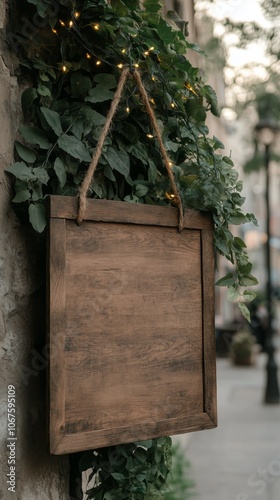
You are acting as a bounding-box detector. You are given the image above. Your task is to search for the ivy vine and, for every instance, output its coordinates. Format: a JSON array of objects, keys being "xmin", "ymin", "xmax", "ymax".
[{"xmin": 6, "ymin": 0, "xmax": 258, "ymax": 498}]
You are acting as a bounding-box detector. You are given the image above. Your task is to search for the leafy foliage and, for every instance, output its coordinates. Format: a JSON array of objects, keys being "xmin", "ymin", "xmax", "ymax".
[
  {"xmin": 6, "ymin": 0, "xmax": 257, "ymax": 312},
  {"xmin": 80, "ymin": 438, "xmax": 172, "ymax": 500}
]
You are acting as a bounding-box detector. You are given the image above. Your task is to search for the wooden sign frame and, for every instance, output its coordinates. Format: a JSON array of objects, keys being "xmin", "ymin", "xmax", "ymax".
[{"xmin": 47, "ymin": 195, "xmax": 217, "ymax": 455}]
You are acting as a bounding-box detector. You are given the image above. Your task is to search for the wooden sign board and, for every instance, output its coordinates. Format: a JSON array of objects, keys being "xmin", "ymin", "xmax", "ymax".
[{"xmin": 47, "ymin": 195, "xmax": 217, "ymax": 455}]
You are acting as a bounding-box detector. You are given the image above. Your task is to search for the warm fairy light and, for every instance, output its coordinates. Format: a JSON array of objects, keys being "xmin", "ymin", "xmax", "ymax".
[
  {"xmin": 126, "ymin": 107, "xmax": 130, "ymax": 113},
  {"xmin": 147, "ymin": 134, "xmax": 153, "ymax": 139},
  {"xmin": 52, "ymin": 28, "xmax": 57, "ymax": 34},
  {"xmin": 69, "ymin": 20, "xmax": 74, "ymax": 28},
  {"xmin": 59, "ymin": 20, "xmax": 65, "ymax": 26},
  {"xmin": 165, "ymin": 192, "xmax": 176, "ymax": 201},
  {"xmin": 86, "ymin": 53, "xmax": 92, "ymax": 59},
  {"xmin": 93, "ymin": 24, "xmax": 100, "ymax": 30},
  {"xmin": 168, "ymin": 161, "xmax": 173, "ymax": 166},
  {"xmin": 185, "ymin": 82, "xmax": 198, "ymax": 96},
  {"xmin": 150, "ymin": 98, "xmax": 155, "ymax": 105},
  {"xmin": 121, "ymin": 49, "xmax": 126, "ymax": 54},
  {"xmin": 134, "ymin": 63, "xmax": 139, "ymax": 68},
  {"xmin": 74, "ymin": 11, "xmax": 80, "ymax": 19},
  {"xmin": 144, "ymin": 51, "xmax": 149, "ymax": 56},
  {"xmin": 151, "ymin": 76, "xmax": 156, "ymax": 81},
  {"xmin": 62, "ymin": 65, "xmax": 68, "ymax": 72},
  {"xmin": 149, "ymin": 46, "xmax": 155, "ymax": 51},
  {"xmin": 171, "ymin": 102, "xmax": 175, "ymax": 108},
  {"xmin": 117, "ymin": 63, "xmax": 123, "ymax": 69},
  {"xmin": 96, "ymin": 60, "xmax": 102, "ymax": 66}
]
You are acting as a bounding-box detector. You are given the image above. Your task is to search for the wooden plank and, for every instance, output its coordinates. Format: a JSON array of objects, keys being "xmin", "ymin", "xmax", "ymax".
[
  {"xmin": 201, "ymin": 228, "xmax": 217, "ymax": 426},
  {"xmin": 47, "ymin": 195, "xmax": 213, "ymax": 230},
  {"xmin": 54, "ymin": 413, "xmax": 216, "ymax": 454},
  {"xmin": 48, "ymin": 218, "xmax": 67, "ymax": 454},
  {"xmin": 47, "ymin": 196, "xmax": 217, "ymax": 454}
]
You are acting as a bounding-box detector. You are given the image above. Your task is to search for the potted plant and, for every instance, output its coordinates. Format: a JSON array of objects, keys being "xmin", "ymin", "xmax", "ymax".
[{"xmin": 231, "ymin": 330, "xmax": 257, "ymax": 366}]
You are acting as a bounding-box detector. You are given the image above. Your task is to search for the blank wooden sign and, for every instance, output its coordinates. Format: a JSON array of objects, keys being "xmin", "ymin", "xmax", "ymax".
[{"xmin": 47, "ymin": 195, "xmax": 217, "ymax": 454}]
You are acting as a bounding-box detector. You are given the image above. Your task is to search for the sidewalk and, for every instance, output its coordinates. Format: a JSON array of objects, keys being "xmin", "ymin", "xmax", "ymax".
[{"xmin": 175, "ymin": 352, "xmax": 280, "ymax": 500}]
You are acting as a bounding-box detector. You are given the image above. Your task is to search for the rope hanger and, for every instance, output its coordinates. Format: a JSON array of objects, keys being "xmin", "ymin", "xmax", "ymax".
[{"xmin": 77, "ymin": 67, "xmax": 184, "ymax": 232}]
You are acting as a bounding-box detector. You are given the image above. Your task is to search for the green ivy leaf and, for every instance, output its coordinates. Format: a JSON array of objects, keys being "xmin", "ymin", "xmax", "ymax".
[
  {"xmin": 80, "ymin": 106, "xmax": 106, "ymax": 127},
  {"xmin": 143, "ymin": 0, "xmax": 162, "ymax": 13},
  {"xmin": 28, "ymin": 203, "xmax": 46, "ymax": 233},
  {"xmin": 103, "ymin": 147, "xmax": 130, "ymax": 177},
  {"xmin": 19, "ymin": 126, "xmax": 51, "ymax": 149},
  {"xmin": 13, "ymin": 190, "xmax": 31, "ymax": 203},
  {"xmin": 238, "ymin": 302, "xmax": 251, "ymax": 322},
  {"xmin": 70, "ymin": 73, "xmax": 92, "ymax": 97},
  {"xmin": 33, "ymin": 166, "xmax": 49, "ymax": 185},
  {"xmin": 157, "ymin": 18, "xmax": 177, "ymax": 44},
  {"xmin": 216, "ymin": 273, "xmax": 235, "ymax": 287},
  {"xmin": 86, "ymin": 74, "xmax": 117, "ymax": 103},
  {"xmin": 58, "ymin": 135, "xmax": 91, "ymax": 162},
  {"xmin": 239, "ymin": 274, "xmax": 259, "ymax": 287},
  {"xmin": 15, "ymin": 141, "xmax": 36, "ymax": 164},
  {"xmin": 5, "ymin": 162, "xmax": 35, "ymax": 181},
  {"xmin": 54, "ymin": 158, "xmax": 67, "ymax": 188},
  {"xmin": 201, "ymin": 85, "xmax": 220, "ymax": 117},
  {"xmin": 41, "ymin": 107, "xmax": 63, "ymax": 136},
  {"xmin": 242, "ymin": 290, "xmax": 257, "ymax": 302}
]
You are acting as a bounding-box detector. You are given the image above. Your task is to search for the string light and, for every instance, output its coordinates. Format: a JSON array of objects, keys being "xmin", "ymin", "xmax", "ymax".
[
  {"xmin": 126, "ymin": 107, "xmax": 130, "ymax": 113},
  {"xmin": 168, "ymin": 161, "xmax": 173, "ymax": 166},
  {"xmin": 147, "ymin": 134, "xmax": 153, "ymax": 139},
  {"xmin": 59, "ymin": 20, "xmax": 65, "ymax": 27},
  {"xmin": 86, "ymin": 53, "xmax": 92, "ymax": 59},
  {"xmin": 62, "ymin": 65, "xmax": 68, "ymax": 72},
  {"xmin": 165, "ymin": 192, "xmax": 176, "ymax": 202},
  {"xmin": 170, "ymin": 102, "xmax": 176, "ymax": 108},
  {"xmin": 69, "ymin": 20, "xmax": 74, "ymax": 28},
  {"xmin": 134, "ymin": 63, "xmax": 139, "ymax": 68},
  {"xmin": 150, "ymin": 98, "xmax": 155, "ymax": 105},
  {"xmin": 52, "ymin": 28, "xmax": 57, "ymax": 34},
  {"xmin": 117, "ymin": 63, "xmax": 123, "ymax": 69},
  {"xmin": 149, "ymin": 46, "xmax": 155, "ymax": 51},
  {"xmin": 144, "ymin": 51, "xmax": 149, "ymax": 56},
  {"xmin": 96, "ymin": 60, "xmax": 102, "ymax": 66},
  {"xmin": 74, "ymin": 11, "xmax": 80, "ymax": 19},
  {"xmin": 151, "ymin": 76, "xmax": 156, "ymax": 82},
  {"xmin": 93, "ymin": 23, "xmax": 100, "ymax": 30},
  {"xmin": 121, "ymin": 49, "xmax": 126, "ymax": 54},
  {"xmin": 185, "ymin": 82, "xmax": 198, "ymax": 96}
]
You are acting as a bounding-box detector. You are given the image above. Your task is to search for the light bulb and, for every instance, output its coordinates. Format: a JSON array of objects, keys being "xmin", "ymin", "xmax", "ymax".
[
  {"xmin": 134, "ymin": 63, "xmax": 139, "ymax": 68},
  {"xmin": 96, "ymin": 60, "xmax": 101, "ymax": 66},
  {"xmin": 74, "ymin": 12, "xmax": 80, "ymax": 19},
  {"xmin": 117, "ymin": 63, "xmax": 123, "ymax": 69},
  {"xmin": 69, "ymin": 20, "xmax": 74, "ymax": 28},
  {"xmin": 59, "ymin": 20, "xmax": 65, "ymax": 27},
  {"xmin": 86, "ymin": 53, "xmax": 92, "ymax": 59},
  {"xmin": 62, "ymin": 65, "xmax": 67, "ymax": 72},
  {"xmin": 147, "ymin": 134, "xmax": 153, "ymax": 139},
  {"xmin": 126, "ymin": 107, "xmax": 130, "ymax": 113},
  {"xmin": 93, "ymin": 24, "xmax": 100, "ymax": 30}
]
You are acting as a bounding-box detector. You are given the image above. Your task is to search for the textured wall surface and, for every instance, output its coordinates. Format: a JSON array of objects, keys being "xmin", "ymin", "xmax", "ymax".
[{"xmin": 0, "ymin": 1, "xmax": 69, "ymax": 498}]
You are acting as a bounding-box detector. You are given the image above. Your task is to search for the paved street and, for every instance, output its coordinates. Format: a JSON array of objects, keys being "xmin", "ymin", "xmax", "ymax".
[{"xmin": 175, "ymin": 352, "xmax": 280, "ymax": 500}]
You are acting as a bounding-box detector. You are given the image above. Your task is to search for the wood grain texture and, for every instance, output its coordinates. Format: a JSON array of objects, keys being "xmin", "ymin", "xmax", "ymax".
[
  {"xmin": 47, "ymin": 196, "xmax": 217, "ymax": 454},
  {"xmin": 47, "ymin": 195, "xmax": 213, "ymax": 230},
  {"xmin": 47, "ymin": 218, "xmax": 67, "ymax": 454}
]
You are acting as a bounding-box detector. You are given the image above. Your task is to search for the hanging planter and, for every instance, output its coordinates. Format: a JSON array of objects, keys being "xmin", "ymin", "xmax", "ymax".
[{"xmin": 47, "ymin": 68, "xmax": 217, "ymax": 455}]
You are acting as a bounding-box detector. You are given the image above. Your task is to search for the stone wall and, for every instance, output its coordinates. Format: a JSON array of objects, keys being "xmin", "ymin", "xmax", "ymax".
[{"xmin": 0, "ymin": 1, "xmax": 69, "ymax": 498}]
